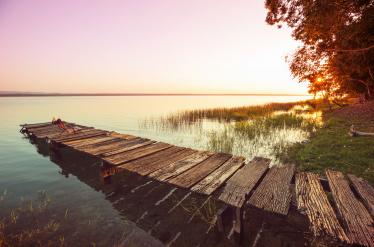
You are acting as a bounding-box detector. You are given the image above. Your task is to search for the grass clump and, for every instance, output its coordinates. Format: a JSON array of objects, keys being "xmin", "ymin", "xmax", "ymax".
[
  {"xmin": 141, "ymin": 100, "xmax": 321, "ymax": 131},
  {"xmin": 204, "ymin": 111, "xmax": 320, "ymax": 163},
  {"xmin": 0, "ymin": 191, "xmax": 67, "ymax": 247},
  {"xmin": 281, "ymin": 117, "xmax": 374, "ymax": 185}
]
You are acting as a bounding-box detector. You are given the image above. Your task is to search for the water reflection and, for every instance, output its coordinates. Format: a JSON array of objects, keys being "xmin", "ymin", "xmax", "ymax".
[{"xmin": 30, "ymin": 140, "xmax": 227, "ymax": 246}]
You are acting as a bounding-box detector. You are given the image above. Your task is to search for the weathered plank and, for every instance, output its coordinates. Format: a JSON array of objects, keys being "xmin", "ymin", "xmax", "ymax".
[
  {"xmin": 135, "ymin": 149, "xmax": 197, "ymax": 176},
  {"xmin": 100, "ymin": 140, "xmax": 155, "ymax": 157},
  {"xmin": 119, "ymin": 146, "xmax": 187, "ymax": 172},
  {"xmin": 38, "ymin": 127, "xmax": 92, "ymax": 139},
  {"xmin": 28, "ymin": 123, "xmax": 79, "ymax": 135},
  {"xmin": 348, "ymin": 174, "xmax": 374, "ymax": 217},
  {"xmin": 80, "ymin": 138, "xmax": 148, "ymax": 155},
  {"xmin": 110, "ymin": 132, "xmax": 138, "ymax": 140},
  {"xmin": 326, "ymin": 170, "xmax": 374, "ymax": 247},
  {"xmin": 28, "ymin": 125, "xmax": 60, "ymax": 133},
  {"xmin": 75, "ymin": 139, "xmax": 123, "ymax": 152},
  {"xmin": 167, "ymin": 153, "xmax": 232, "ymax": 188},
  {"xmin": 219, "ymin": 157, "xmax": 270, "ymax": 208},
  {"xmin": 29, "ymin": 126, "xmax": 66, "ymax": 136},
  {"xmin": 63, "ymin": 136, "xmax": 116, "ymax": 148},
  {"xmin": 21, "ymin": 122, "xmax": 52, "ymax": 128},
  {"xmin": 248, "ymin": 163, "xmax": 295, "ymax": 215},
  {"xmin": 103, "ymin": 142, "xmax": 172, "ymax": 165},
  {"xmin": 191, "ymin": 156, "xmax": 245, "ymax": 195},
  {"xmin": 149, "ymin": 151, "xmax": 213, "ymax": 181},
  {"xmin": 27, "ymin": 125, "xmax": 64, "ymax": 133},
  {"xmin": 296, "ymin": 172, "xmax": 349, "ymax": 243},
  {"xmin": 52, "ymin": 129, "xmax": 108, "ymax": 142}
]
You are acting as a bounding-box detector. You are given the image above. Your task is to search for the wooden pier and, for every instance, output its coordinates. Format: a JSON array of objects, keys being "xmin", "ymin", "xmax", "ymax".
[{"xmin": 20, "ymin": 122, "xmax": 374, "ymax": 247}]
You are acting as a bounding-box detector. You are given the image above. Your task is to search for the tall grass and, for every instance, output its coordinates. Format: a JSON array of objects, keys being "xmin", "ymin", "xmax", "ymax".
[
  {"xmin": 140, "ymin": 100, "xmax": 322, "ymax": 164},
  {"xmin": 205, "ymin": 112, "xmax": 319, "ymax": 163}
]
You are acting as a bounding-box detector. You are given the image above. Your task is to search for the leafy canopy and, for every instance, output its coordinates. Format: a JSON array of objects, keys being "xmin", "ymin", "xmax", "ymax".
[{"xmin": 265, "ymin": 0, "xmax": 374, "ymax": 99}]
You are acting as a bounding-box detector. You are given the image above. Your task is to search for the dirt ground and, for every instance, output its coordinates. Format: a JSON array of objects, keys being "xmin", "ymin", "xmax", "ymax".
[{"xmin": 326, "ymin": 100, "xmax": 374, "ymax": 131}]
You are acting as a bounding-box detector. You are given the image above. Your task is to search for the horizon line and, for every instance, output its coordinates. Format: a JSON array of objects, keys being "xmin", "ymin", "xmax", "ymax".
[{"xmin": 0, "ymin": 92, "xmax": 311, "ymax": 97}]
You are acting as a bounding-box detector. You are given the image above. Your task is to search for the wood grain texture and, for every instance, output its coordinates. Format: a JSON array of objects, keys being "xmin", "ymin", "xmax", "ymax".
[
  {"xmin": 296, "ymin": 172, "xmax": 349, "ymax": 243},
  {"xmin": 39, "ymin": 127, "xmax": 92, "ymax": 139},
  {"xmin": 326, "ymin": 170, "xmax": 374, "ymax": 247},
  {"xmin": 347, "ymin": 174, "xmax": 374, "ymax": 217},
  {"xmin": 135, "ymin": 148, "xmax": 197, "ymax": 176},
  {"xmin": 119, "ymin": 146, "xmax": 187, "ymax": 172},
  {"xmin": 149, "ymin": 151, "xmax": 213, "ymax": 181},
  {"xmin": 248, "ymin": 163, "xmax": 295, "ymax": 215},
  {"xmin": 21, "ymin": 122, "xmax": 52, "ymax": 128},
  {"xmin": 30, "ymin": 126, "xmax": 67, "ymax": 137},
  {"xmin": 191, "ymin": 156, "xmax": 245, "ymax": 195},
  {"xmin": 103, "ymin": 142, "xmax": 172, "ymax": 165},
  {"xmin": 78, "ymin": 138, "xmax": 145, "ymax": 155},
  {"xmin": 100, "ymin": 140, "xmax": 155, "ymax": 157},
  {"xmin": 219, "ymin": 157, "xmax": 270, "ymax": 208},
  {"xmin": 52, "ymin": 129, "xmax": 108, "ymax": 142},
  {"xmin": 167, "ymin": 152, "xmax": 232, "ymax": 188},
  {"xmin": 63, "ymin": 136, "xmax": 116, "ymax": 148}
]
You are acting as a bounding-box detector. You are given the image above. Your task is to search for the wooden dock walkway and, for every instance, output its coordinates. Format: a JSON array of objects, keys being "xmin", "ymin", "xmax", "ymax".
[{"xmin": 20, "ymin": 122, "xmax": 374, "ymax": 247}]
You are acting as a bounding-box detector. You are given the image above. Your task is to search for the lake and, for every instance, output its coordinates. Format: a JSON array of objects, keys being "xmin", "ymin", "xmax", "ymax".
[{"xmin": 0, "ymin": 95, "xmax": 310, "ymax": 246}]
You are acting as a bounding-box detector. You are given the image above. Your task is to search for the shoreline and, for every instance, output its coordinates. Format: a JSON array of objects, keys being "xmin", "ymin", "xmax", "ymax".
[{"xmin": 0, "ymin": 93, "xmax": 311, "ymax": 97}]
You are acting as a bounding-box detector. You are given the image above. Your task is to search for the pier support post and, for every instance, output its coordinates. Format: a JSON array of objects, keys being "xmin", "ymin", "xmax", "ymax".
[
  {"xmin": 48, "ymin": 139, "xmax": 59, "ymax": 152},
  {"xmin": 100, "ymin": 161, "xmax": 117, "ymax": 184},
  {"xmin": 233, "ymin": 206, "xmax": 243, "ymax": 243},
  {"xmin": 216, "ymin": 205, "xmax": 232, "ymax": 233}
]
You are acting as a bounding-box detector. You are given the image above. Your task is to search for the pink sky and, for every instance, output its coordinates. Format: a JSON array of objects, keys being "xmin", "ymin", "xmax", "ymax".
[{"xmin": 0, "ymin": 0, "xmax": 308, "ymax": 94}]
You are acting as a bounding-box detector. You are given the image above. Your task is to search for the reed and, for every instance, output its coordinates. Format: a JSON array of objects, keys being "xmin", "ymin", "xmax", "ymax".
[{"xmin": 140, "ymin": 100, "xmax": 322, "ymax": 164}]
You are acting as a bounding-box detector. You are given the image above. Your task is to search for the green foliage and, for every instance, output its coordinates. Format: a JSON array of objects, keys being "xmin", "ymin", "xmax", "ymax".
[{"xmin": 282, "ymin": 117, "xmax": 374, "ymax": 185}]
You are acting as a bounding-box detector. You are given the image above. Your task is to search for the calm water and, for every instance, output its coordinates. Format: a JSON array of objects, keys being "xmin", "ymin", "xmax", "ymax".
[{"xmin": 0, "ymin": 95, "xmax": 310, "ymax": 246}]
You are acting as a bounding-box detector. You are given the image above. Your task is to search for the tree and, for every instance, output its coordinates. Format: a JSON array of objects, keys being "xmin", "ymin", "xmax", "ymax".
[{"xmin": 265, "ymin": 0, "xmax": 374, "ymax": 100}]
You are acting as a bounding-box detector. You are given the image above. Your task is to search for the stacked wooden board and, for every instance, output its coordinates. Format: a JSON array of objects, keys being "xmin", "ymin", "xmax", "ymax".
[{"xmin": 20, "ymin": 122, "xmax": 374, "ymax": 247}]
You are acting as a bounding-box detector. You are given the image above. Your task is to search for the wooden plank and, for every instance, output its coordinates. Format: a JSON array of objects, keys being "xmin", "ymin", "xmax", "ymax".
[
  {"xmin": 40, "ymin": 127, "xmax": 93, "ymax": 139},
  {"xmin": 29, "ymin": 125, "xmax": 64, "ymax": 135},
  {"xmin": 348, "ymin": 174, "xmax": 374, "ymax": 217},
  {"xmin": 100, "ymin": 139, "xmax": 155, "ymax": 157},
  {"xmin": 326, "ymin": 170, "xmax": 374, "ymax": 247},
  {"xmin": 76, "ymin": 138, "xmax": 128, "ymax": 150},
  {"xmin": 34, "ymin": 129, "xmax": 65, "ymax": 138},
  {"xmin": 80, "ymin": 138, "xmax": 148, "ymax": 156},
  {"xmin": 296, "ymin": 172, "xmax": 349, "ymax": 243},
  {"xmin": 135, "ymin": 149, "xmax": 198, "ymax": 176},
  {"xmin": 219, "ymin": 157, "xmax": 270, "ymax": 208},
  {"xmin": 149, "ymin": 151, "xmax": 213, "ymax": 181},
  {"xmin": 56, "ymin": 131, "xmax": 108, "ymax": 143},
  {"xmin": 63, "ymin": 136, "xmax": 116, "ymax": 148},
  {"xmin": 21, "ymin": 122, "xmax": 52, "ymax": 128},
  {"xmin": 103, "ymin": 142, "xmax": 172, "ymax": 165},
  {"xmin": 191, "ymin": 156, "xmax": 245, "ymax": 195},
  {"xmin": 39, "ymin": 127, "xmax": 91, "ymax": 139},
  {"xmin": 110, "ymin": 132, "xmax": 138, "ymax": 140},
  {"xmin": 119, "ymin": 146, "xmax": 187, "ymax": 172},
  {"xmin": 248, "ymin": 163, "xmax": 295, "ymax": 215},
  {"xmin": 28, "ymin": 122, "xmax": 78, "ymax": 134},
  {"xmin": 52, "ymin": 129, "xmax": 108, "ymax": 142},
  {"xmin": 27, "ymin": 125, "xmax": 61, "ymax": 133},
  {"xmin": 28, "ymin": 125, "xmax": 59, "ymax": 132},
  {"xmin": 167, "ymin": 153, "xmax": 232, "ymax": 188}
]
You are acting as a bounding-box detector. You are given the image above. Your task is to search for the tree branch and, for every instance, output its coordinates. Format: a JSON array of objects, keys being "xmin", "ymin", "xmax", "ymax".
[{"xmin": 328, "ymin": 44, "xmax": 374, "ymax": 53}]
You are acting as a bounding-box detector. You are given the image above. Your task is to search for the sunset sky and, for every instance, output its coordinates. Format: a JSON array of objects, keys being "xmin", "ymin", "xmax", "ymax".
[{"xmin": 0, "ymin": 0, "xmax": 308, "ymax": 94}]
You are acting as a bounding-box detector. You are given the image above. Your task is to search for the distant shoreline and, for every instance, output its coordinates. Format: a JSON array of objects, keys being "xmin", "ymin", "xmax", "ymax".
[{"xmin": 0, "ymin": 93, "xmax": 310, "ymax": 97}]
